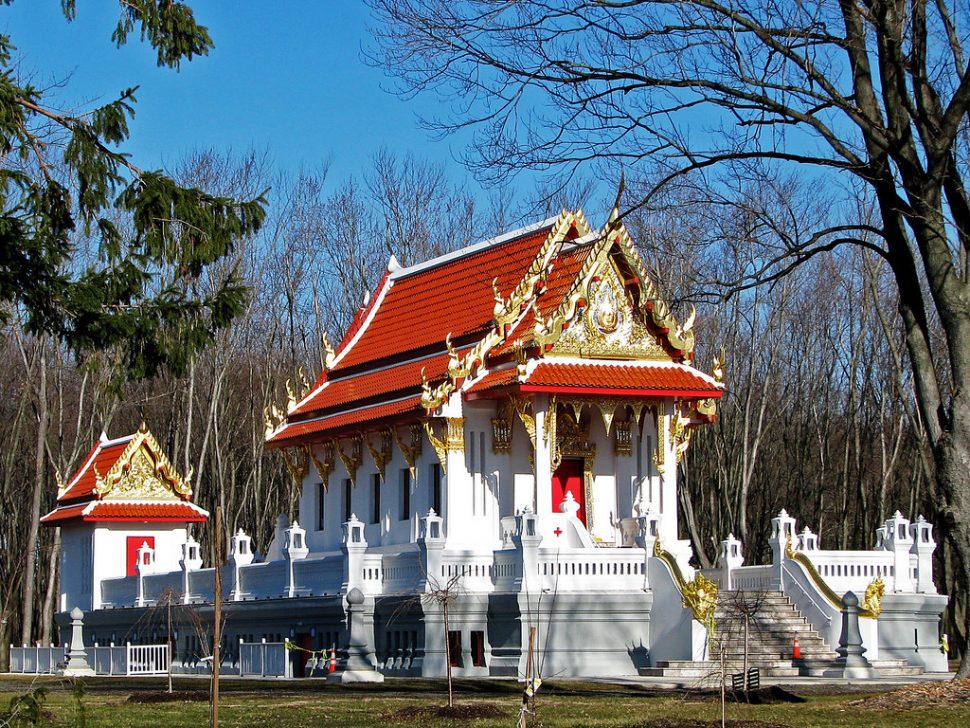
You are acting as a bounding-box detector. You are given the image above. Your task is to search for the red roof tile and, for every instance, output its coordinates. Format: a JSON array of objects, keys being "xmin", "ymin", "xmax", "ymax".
[
  {"xmin": 291, "ymin": 352, "xmax": 452, "ymax": 419},
  {"xmin": 58, "ymin": 438, "xmax": 133, "ymax": 503},
  {"xmin": 466, "ymin": 367, "xmax": 521, "ymax": 394},
  {"xmin": 268, "ymin": 396, "xmax": 424, "ymax": 447},
  {"xmin": 521, "ymin": 362, "xmax": 721, "ymax": 396},
  {"xmin": 41, "ymin": 501, "xmax": 208, "ymax": 524},
  {"xmin": 330, "ymin": 226, "xmax": 552, "ymax": 371}
]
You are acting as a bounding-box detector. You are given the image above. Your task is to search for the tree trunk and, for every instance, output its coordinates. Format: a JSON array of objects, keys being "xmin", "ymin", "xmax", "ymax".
[{"xmin": 21, "ymin": 344, "xmax": 48, "ymax": 645}]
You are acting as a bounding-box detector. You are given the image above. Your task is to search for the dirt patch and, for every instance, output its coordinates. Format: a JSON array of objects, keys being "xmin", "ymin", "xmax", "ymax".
[
  {"xmin": 642, "ymin": 721, "xmax": 792, "ymax": 728},
  {"xmin": 381, "ymin": 703, "xmax": 508, "ymax": 722},
  {"xmin": 126, "ymin": 690, "xmax": 209, "ymax": 703},
  {"xmin": 846, "ymin": 678, "xmax": 970, "ymax": 710}
]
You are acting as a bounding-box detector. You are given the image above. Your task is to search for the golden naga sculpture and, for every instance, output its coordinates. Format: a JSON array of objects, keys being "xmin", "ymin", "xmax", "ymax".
[
  {"xmin": 862, "ymin": 577, "xmax": 885, "ymax": 618},
  {"xmin": 682, "ymin": 572, "xmax": 719, "ymax": 629}
]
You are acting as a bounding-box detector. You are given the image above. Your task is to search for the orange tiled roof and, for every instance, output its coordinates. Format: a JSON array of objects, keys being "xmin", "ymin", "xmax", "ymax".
[
  {"xmin": 468, "ymin": 361, "xmax": 721, "ymax": 398},
  {"xmin": 58, "ymin": 437, "xmax": 134, "ymax": 503},
  {"xmin": 41, "ymin": 500, "xmax": 208, "ymax": 524},
  {"xmin": 268, "ymin": 396, "xmax": 424, "ymax": 447},
  {"xmin": 329, "ymin": 223, "xmax": 554, "ymax": 372},
  {"xmin": 290, "ymin": 352, "xmax": 453, "ymax": 419},
  {"xmin": 524, "ymin": 361, "xmax": 721, "ymax": 395}
]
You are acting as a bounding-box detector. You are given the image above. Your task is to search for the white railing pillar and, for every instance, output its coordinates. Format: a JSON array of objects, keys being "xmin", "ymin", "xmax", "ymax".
[
  {"xmin": 283, "ymin": 520, "xmax": 309, "ymax": 598},
  {"xmin": 180, "ymin": 536, "xmax": 203, "ymax": 604},
  {"xmin": 511, "ymin": 507, "xmax": 542, "ymax": 592},
  {"xmin": 884, "ymin": 510, "xmax": 914, "ymax": 592},
  {"xmin": 418, "ymin": 508, "xmax": 445, "ymax": 592},
  {"xmin": 910, "ymin": 515, "xmax": 937, "ymax": 594},
  {"xmin": 135, "ymin": 541, "xmax": 156, "ymax": 607},
  {"xmin": 230, "ymin": 528, "xmax": 254, "ymax": 601},
  {"xmin": 341, "ymin": 514, "xmax": 367, "ymax": 594},
  {"xmin": 718, "ymin": 533, "xmax": 745, "ymax": 590},
  {"xmin": 798, "ymin": 526, "xmax": 820, "ymax": 551}
]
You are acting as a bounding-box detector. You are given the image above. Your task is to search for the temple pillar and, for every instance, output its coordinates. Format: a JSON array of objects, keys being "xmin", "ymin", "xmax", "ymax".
[
  {"xmin": 534, "ymin": 394, "xmax": 554, "ymax": 517},
  {"xmin": 659, "ymin": 400, "xmax": 678, "ymax": 545}
]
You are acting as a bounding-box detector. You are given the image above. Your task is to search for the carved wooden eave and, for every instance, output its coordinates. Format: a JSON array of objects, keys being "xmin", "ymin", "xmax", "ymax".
[{"xmin": 93, "ymin": 424, "xmax": 193, "ymax": 502}]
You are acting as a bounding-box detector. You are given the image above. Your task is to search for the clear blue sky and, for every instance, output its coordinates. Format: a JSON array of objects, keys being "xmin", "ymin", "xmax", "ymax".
[{"xmin": 3, "ymin": 2, "xmax": 500, "ymax": 200}]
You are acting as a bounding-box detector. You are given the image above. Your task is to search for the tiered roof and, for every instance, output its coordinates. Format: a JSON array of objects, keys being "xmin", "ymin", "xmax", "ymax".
[
  {"xmin": 41, "ymin": 425, "xmax": 208, "ymax": 525},
  {"xmin": 267, "ymin": 209, "xmax": 722, "ymax": 448}
]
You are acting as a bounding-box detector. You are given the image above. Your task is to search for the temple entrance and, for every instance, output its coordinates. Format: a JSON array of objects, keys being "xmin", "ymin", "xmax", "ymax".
[{"xmin": 552, "ymin": 458, "xmax": 586, "ymax": 525}]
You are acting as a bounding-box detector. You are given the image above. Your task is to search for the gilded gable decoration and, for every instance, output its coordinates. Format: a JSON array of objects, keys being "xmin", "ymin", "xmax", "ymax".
[
  {"xmin": 310, "ymin": 441, "xmax": 336, "ymax": 490},
  {"xmin": 393, "ymin": 424, "xmax": 423, "ymax": 480},
  {"xmin": 94, "ymin": 424, "xmax": 192, "ymax": 501},
  {"xmin": 364, "ymin": 429, "xmax": 393, "ymax": 479},
  {"xmin": 337, "ymin": 435, "xmax": 363, "ymax": 487}
]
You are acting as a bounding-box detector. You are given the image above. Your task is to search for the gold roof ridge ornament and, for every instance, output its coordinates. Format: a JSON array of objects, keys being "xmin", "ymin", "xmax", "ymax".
[{"xmin": 93, "ymin": 425, "xmax": 192, "ymax": 501}]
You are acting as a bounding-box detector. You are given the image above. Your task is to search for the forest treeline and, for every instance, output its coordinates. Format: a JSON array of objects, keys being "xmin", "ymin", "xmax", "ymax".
[{"xmin": 0, "ymin": 149, "xmax": 960, "ymax": 666}]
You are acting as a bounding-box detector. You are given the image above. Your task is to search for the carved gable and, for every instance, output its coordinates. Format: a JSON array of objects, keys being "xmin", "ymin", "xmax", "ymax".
[
  {"xmin": 95, "ymin": 427, "xmax": 192, "ymax": 502},
  {"xmin": 550, "ymin": 260, "xmax": 669, "ymax": 360}
]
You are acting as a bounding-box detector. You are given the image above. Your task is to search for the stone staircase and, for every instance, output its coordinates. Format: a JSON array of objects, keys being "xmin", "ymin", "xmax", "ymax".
[{"xmin": 640, "ymin": 590, "xmax": 922, "ymax": 680}]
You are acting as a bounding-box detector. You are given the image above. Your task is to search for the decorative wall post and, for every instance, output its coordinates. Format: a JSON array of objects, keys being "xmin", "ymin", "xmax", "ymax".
[
  {"xmin": 768, "ymin": 509, "xmax": 796, "ymax": 589},
  {"xmin": 180, "ymin": 536, "xmax": 203, "ymax": 604},
  {"xmin": 884, "ymin": 510, "xmax": 914, "ymax": 592},
  {"xmin": 511, "ymin": 507, "xmax": 542, "ymax": 592},
  {"xmin": 826, "ymin": 592, "xmax": 876, "ymax": 678},
  {"xmin": 417, "ymin": 509, "xmax": 445, "ymax": 592},
  {"xmin": 797, "ymin": 526, "xmax": 820, "ymax": 552},
  {"xmin": 341, "ymin": 514, "xmax": 367, "ymax": 594},
  {"xmin": 135, "ymin": 541, "xmax": 155, "ymax": 607},
  {"xmin": 636, "ymin": 509, "xmax": 662, "ymax": 590},
  {"xmin": 327, "ymin": 587, "xmax": 384, "ymax": 683},
  {"xmin": 283, "ymin": 520, "xmax": 309, "ymax": 598},
  {"xmin": 229, "ymin": 528, "xmax": 254, "ymax": 601},
  {"xmin": 59, "ymin": 607, "xmax": 94, "ymax": 677},
  {"xmin": 909, "ymin": 515, "xmax": 937, "ymax": 594},
  {"xmin": 718, "ymin": 533, "xmax": 744, "ymax": 591}
]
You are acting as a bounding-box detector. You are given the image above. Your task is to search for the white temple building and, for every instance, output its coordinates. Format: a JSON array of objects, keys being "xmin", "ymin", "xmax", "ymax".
[{"xmin": 42, "ymin": 210, "xmax": 949, "ymax": 678}]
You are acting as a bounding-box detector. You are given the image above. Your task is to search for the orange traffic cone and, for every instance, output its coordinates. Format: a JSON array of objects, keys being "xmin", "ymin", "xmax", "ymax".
[
  {"xmin": 792, "ymin": 637, "xmax": 802, "ymax": 660},
  {"xmin": 328, "ymin": 645, "xmax": 337, "ymax": 673}
]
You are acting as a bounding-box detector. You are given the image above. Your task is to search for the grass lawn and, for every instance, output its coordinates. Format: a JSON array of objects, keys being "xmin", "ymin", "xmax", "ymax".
[{"xmin": 1, "ymin": 675, "xmax": 968, "ymax": 728}]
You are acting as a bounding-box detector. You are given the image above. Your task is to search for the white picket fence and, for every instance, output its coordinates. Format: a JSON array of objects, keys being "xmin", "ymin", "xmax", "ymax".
[
  {"xmin": 8, "ymin": 645, "xmax": 65, "ymax": 674},
  {"xmin": 238, "ymin": 639, "xmax": 290, "ymax": 678},
  {"xmin": 8, "ymin": 643, "xmax": 169, "ymax": 676}
]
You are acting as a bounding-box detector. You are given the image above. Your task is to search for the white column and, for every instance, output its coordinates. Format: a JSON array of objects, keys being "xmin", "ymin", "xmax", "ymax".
[
  {"xmin": 659, "ymin": 399, "xmax": 678, "ymax": 545},
  {"xmin": 884, "ymin": 511, "xmax": 914, "ymax": 592},
  {"xmin": 910, "ymin": 515, "xmax": 937, "ymax": 594},
  {"xmin": 534, "ymin": 394, "xmax": 553, "ymax": 517}
]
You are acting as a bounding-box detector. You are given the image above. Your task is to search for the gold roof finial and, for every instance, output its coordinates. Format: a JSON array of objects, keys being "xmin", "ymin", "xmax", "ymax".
[{"xmin": 606, "ymin": 169, "xmax": 625, "ymax": 229}]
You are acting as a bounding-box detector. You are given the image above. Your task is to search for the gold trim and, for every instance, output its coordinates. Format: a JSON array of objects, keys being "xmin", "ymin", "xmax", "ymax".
[
  {"xmin": 654, "ymin": 541, "xmax": 718, "ymax": 628},
  {"xmin": 309, "ymin": 441, "xmax": 335, "ymax": 491},
  {"xmin": 862, "ymin": 577, "xmax": 885, "ymax": 618},
  {"xmin": 615, "ymin": 420, "xmax": 632, "ymax": 456},
  {"xmin": 280, "ymin": 445, "xmax": 310, "ymax": 488},
  {"xmin": 337, "ymin": 435, "xmax": 363, "ymax": 488},
  {"xmin": 93, "ymin": 424, "xmax": 192, "ymax": 501},
  {"xmin": 652, "ymin": 406, "xmax": 666, "ymax": 475},
  {"xmin": 423, "ymin": 421, "xmax": 448, "ymax": 474},
  {"xmin": 445, "ymin": 417, "xmax": 465, "ymax": 452},
  {"xmin": 392, "ymin": 424, "xmax": 423, "ymax": 480},
  {"xmin": 364, "ymin": 428, "xmax": 393, "ymax": 479},
  {"xmin": 788, "ymin": 550, "xmax": 881, "ymax": 619}
]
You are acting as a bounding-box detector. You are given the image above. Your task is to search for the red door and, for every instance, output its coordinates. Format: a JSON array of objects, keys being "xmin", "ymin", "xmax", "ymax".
[
  {"xmin": 552, "ymin": 459, "xmax": 585, "ymax": 525},
  {"xmin": 126, "ymin": 536, "xmax": 155, "ymax": 576}
]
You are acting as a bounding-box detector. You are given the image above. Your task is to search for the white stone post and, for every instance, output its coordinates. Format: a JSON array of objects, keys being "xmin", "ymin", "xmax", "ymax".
[
  {"xmin": 60, "ymin": 608, "xmax": 94, "ymax": 676},
  {"xmin": 341, "ymin": 514, "xmax": 367, "ymax": 594},
  {"xmin": 180, "ymin": 536, "xmax": 202, "ymax": 604},
  {"xmin": 909, "ymin": 515, "xmax": 937, "ymax": 594},
  {"xmin": 511, "ymin": 507, "xmax": 542, "ymax": 592},
  {"xmin": 769, "ymin": 509, "xmax": 797, "ymax": 589},
  {"xmin": 635, "ymin": 509, "xmax": 662, "ymax": 590},
  {"xmin": 229, "ymin": 528, "xmax": 254, "ymax": 601},
  {"xmin": 418, "ymin": 509, "xmax": 445, "ymax": 592},
  {"xmin": 884, "ymin": 510, "xmax": 914, "ymax": 592},
  {"xmin": 135, "ymin": 540, "xmax": 155, "ymax": 607},
  {"xmin": 797, "ymin": 526, "xmax": 820, "ymax": 552},
  {"xmin": 718, "ymin": 533, "xmax": 744, "ymax": 591},
  {"xmin": 283, "ymin": 520, "xmax": 309, "ymax": 598}
]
